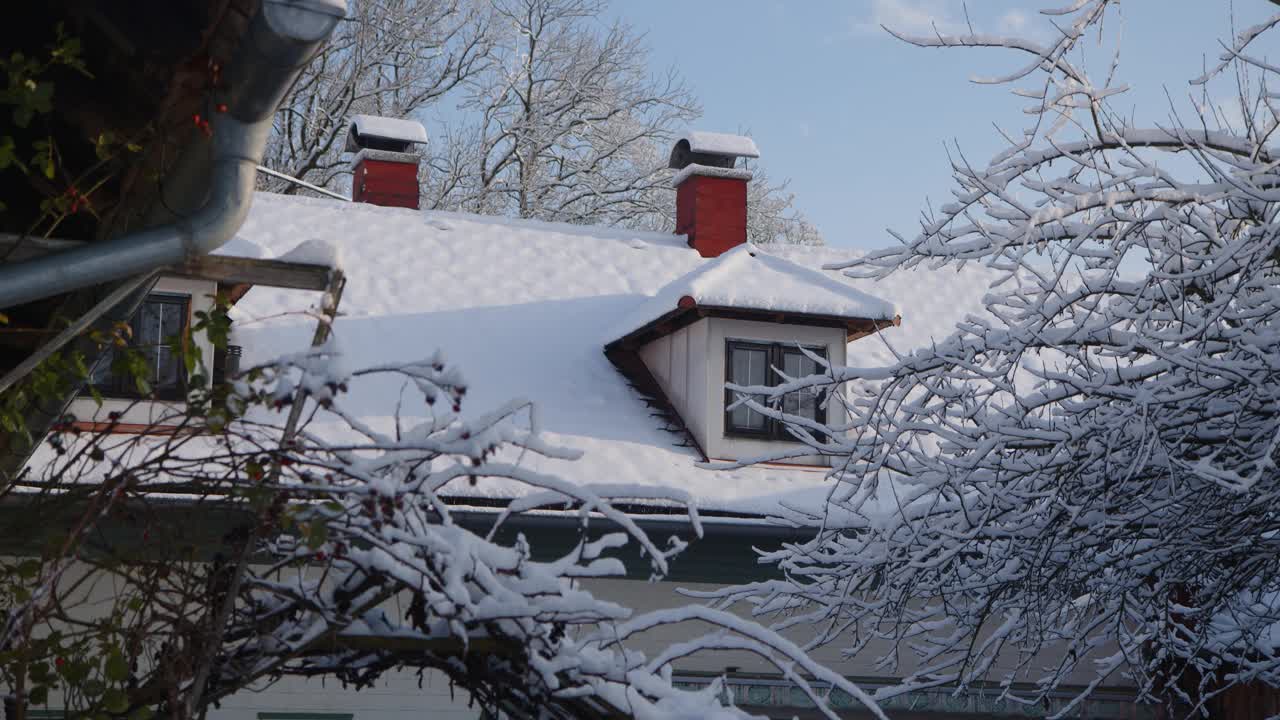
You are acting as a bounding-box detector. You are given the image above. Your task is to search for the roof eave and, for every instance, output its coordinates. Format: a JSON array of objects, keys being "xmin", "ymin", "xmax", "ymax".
[{"xmin": 606, "ymin": 297, "xmax": 901, "ymax": 354}]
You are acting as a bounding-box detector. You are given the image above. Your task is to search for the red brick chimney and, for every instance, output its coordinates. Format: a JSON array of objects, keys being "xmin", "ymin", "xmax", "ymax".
[
  {"xmin": 669, "ymin": 131, "xmax": 759, "ymax": 258},
  {"xmin": 346, "ymin": 115, "xmax": 428, "ymax": 210}
]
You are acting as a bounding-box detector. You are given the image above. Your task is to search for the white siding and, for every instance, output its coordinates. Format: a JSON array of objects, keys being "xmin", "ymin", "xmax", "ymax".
[
  {"xmin": 638, "ymin": 333, "xmax": 670, "ymax": 388},
  {"xmin": 684, "ymin": 319, "xmax": 710, "ymax": 452},
  {"xmin": 638, "ymin": 320, "xmax": 714, "ymax": 454},
  {"xmin": 669, "ymin": 326, "xmax": 688, "ymax": 414}
]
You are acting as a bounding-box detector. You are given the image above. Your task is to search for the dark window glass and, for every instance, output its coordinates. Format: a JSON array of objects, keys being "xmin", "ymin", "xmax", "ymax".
[
  {"xmin": 728, "ymin": 343, "xmax": 769, "ymax": 432},
  {"xmin": 725, "ymin": 340, "xmax": 828, "ymax": 440},
  {"xmin": 90, "ymin": 294, "xmax": 190, "ymax": 399},
  {"xmin": 781, "ymin": 348, "xmax": 824, "ymax": 423}
]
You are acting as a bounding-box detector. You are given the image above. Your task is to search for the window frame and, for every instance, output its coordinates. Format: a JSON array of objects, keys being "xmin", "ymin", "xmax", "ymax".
[
  {"xmin": 723, "ymin": 339, "xmax": 828, "ymax": 441},
  {"xmin": 88, "ymin": 292, "xmax": 192, "ymax": 401}
]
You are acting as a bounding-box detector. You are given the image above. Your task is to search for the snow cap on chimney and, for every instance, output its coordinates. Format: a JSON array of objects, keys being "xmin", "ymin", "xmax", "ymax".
[
  {"xmin": 669, "ymin": 131, "xmax": 757, "ymax": 258},
  {"xmin": 347, "ymin": 115, "xmax": 428, "ymax": 209}
]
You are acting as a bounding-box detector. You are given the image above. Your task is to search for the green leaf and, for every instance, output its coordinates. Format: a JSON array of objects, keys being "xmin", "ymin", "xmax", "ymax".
[
  {"xmin": 16, "ymin": 558, "xmax": 40, "ymax": 578},
  {"xmin": 305, "ymin": 518, "xmax": 329, "ymax": 550},
  {"xmin": 104, "ymin": 648, "xmax": 128, "ymax": 682},
  {"xmin": 94, "ymin": 132, "xmax": 116, "ymax": 162},
  {"xmin": 0, "ymin": 136, "xmax": 15, "ymax": 170},
  {"xmin": 27, "ymin": 684, "xmax": 48, "ymax": 706},
  {"xmin": 127, "ymin": 707, "xmax": 154, "ymax": 720},
  {"xmin": 28, "ymin": 660, "xmax": 51, "ymax": 684},
  {"xmin": 102, "ymin": 687, "xmax": 129, "ymax": 714}
]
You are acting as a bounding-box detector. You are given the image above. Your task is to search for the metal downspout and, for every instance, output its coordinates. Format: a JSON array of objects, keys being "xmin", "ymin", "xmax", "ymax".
[{"xmin": 0, "ymin": 0, "xmax": 347, "ymax": 310}]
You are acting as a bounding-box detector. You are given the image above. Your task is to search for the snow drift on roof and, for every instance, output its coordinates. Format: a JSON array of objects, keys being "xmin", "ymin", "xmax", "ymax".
[
  {"xmin": 610, "ymin": 244, "xmax": 899, "ymax": 342},
  {"xmin": 682, "ymin": 131, "xmax": 760, "ymax": 158},
  {"xmin": 351, "ymin": 114, "xmax": 428, "ymax": 145}
]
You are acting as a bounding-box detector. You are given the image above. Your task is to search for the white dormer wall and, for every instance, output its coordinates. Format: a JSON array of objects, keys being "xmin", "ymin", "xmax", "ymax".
[
  {"xmin": 639, "ymin": 318, "xmax": 711, "ymax": 454},
  {"xmin": 66, "ymin": 275, "xmax": 220, "ymax": 428},
  {"xmin": 639, "ymin": 317, "xmax": 847, "ymax": 466}
]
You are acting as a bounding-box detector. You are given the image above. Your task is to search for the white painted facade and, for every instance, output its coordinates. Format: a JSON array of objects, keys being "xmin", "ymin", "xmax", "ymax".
[{"xmin": 197, "ymin": 577, "xmax": 1139, "ymax": 719}]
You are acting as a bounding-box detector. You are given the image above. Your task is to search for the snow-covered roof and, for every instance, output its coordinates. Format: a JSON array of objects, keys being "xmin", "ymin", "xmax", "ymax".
[
  {"xmin": 681, "ymin": 131, "xmax": 760, "ymax": 159},
  {"xmin": 350, "ymin": 115, "xmax": 428, "ymax": 145},
  {"xmin": 166, "ymin": 194, "xmax": 1002, "ymax": 513},
  {"xmin": 610, "ymin": 245, "xmax": 899, "ymax": 343}
]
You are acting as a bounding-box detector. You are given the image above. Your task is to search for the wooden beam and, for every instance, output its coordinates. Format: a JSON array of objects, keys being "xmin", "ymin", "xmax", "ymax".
[
  {"xmin": 169, "ymin": 255, "xmax": 334, "ymax": 291},
  {"xmin": 0, "ymin": 234, "xmax": 335, "ymax": 292},
  {"xmin": 68, "ymin": 421, "xmax": 196, "ymax": 436}
]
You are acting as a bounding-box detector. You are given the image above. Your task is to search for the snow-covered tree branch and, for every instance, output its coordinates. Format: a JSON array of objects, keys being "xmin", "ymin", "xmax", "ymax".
[
  {"xmin": 713, "ymin": 1, "xmax": 1280, "ymax": 715},
  {"xmin": 3, "ymin": 325, "xmax": 874, "ymax": 719},
  {"xmin": 259, "ymin": 0, "xmax": 495, "ymax": 196}
]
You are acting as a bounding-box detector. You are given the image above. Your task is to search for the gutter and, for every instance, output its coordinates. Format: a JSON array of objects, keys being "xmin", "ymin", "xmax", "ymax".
[{"xmin": 0, "ymin": 0, "xmax": 347, "ymax": 310}]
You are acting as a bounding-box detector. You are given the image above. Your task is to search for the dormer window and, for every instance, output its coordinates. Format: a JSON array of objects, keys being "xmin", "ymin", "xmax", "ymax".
[
  {"xmin": 89, "ymin": 293, "xmax": 190, "ymax": 400},
  {"xmin": 724, "ymin": 340, "xmax": 827, "ymax": 439}
]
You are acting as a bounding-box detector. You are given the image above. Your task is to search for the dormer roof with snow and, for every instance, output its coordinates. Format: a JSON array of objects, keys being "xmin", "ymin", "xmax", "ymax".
[{"xmin": 608, "ymin": 244, "xmax": 900, "ymax": 350}]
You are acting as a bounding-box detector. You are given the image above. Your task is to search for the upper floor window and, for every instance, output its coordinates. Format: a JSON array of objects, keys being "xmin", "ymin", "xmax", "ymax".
[
  {"xmin": 724, "ymin": 339, "xmax": 827, "ymax": 439},
  {"xmin": 90, "ymin": 293, "xmax": 190, "ymax": 400}
]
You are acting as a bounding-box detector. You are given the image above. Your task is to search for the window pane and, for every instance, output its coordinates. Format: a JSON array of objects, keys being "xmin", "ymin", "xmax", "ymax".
[
  {"xmin": 136, "ymin": 302, "xmax": 163, "ymax": 346},
  {"xmin": 731, "ymin": 347, "xmax": 768, "ymax": 387},
  {"xmin": 88, "ymin": 295, "xmax": 188, "ymax": 398},
  {"xmin": 728, "ymin": 345, "xmax": 769, "ymax": 431},
  {"xmin": 154, "ymin": 346, "xmax": 181, "ymax": 389},
  {"xmin": 90, "ymin": 349, "xmax": 115, "ymax": 387},
  {"xmin": 781, "ymin": 348, "xmax": 824, "ymax": 423}
]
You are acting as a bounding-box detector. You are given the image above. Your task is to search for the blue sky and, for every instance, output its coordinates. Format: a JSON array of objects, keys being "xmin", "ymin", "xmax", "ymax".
[{"xmin": 603, "ymin": 1, "xmax": 1276, "ymax": 249}]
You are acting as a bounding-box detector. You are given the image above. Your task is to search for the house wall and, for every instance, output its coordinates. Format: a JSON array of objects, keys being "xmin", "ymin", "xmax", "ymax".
[
  {"xmin": 65, "ymin": 276, "xmax": 219, "ymax": 428},
  {"xmin": 638, "ymin": 319, "xmax": 710, "ymax": 453},
  {"xmin": 18, "ymin": 560, "xmax": 1137, "ymax": 720},
  {"xmin": 702, "ymin": 317, "xmax": 847, "ymax": 465}
]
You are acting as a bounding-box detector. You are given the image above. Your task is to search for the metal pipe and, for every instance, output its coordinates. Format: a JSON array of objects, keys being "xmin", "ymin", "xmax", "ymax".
[
  {"xmin": 256, "ymin": 165, "xmax": 352, "ymax": 202},
  {"xmin": 0, "ymin": 274, "xmax": 153, "ymax": 396},
  {"xmin": 0, "ymin": 0, "xmax": 347, "ymax": 311}
]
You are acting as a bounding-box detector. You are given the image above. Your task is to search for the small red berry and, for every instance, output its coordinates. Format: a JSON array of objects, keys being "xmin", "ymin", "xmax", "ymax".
[
  {"xmin": 55, "ymin": 657, "xmax": 66, "ymax": 668},
  {"xmin": 216, "ymin": 103, "xmax": 228, "ymax": 113}
]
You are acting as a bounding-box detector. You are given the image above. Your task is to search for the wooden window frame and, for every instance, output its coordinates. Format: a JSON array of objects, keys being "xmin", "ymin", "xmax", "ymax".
[
  {"xmin": 723, "ymin": 339, "xmax": 828, "ymax": 441},
  {"xmin": 88, "ymin": 293, "xmax": 191, "ymax": 401}
]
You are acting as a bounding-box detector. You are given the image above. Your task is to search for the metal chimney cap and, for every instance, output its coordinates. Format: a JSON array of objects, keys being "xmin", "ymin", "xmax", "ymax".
[
  {"xmin": 668, "ymin": 130, "xmax": 760, "ymax": 170},
  {"xmin": 346, "ymin": 115, "xmax": 428, "ymax": 153}
]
